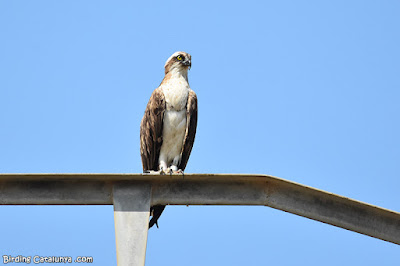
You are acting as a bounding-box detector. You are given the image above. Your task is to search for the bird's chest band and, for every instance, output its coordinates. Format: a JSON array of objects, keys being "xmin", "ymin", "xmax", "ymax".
[{"xmin": 166, "ymin": 101, "xmax": 187, "ymax": 111}]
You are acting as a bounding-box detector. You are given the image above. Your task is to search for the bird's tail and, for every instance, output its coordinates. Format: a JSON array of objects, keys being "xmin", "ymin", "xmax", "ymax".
[{"xmin": 149, "ymin": 205, "xmax": 166, "ymax": 229}]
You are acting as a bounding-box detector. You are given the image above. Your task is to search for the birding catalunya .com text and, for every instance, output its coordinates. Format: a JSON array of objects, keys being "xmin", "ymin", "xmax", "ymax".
[{"xmin": 2, "ymin": 255, "xmax": 93, "ymax": 264}]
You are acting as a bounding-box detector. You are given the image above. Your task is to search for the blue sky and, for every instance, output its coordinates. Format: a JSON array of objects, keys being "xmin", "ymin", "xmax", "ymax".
[{"xmin": 1, "ymin": 1, "xmax": 399, "ymax": 265}]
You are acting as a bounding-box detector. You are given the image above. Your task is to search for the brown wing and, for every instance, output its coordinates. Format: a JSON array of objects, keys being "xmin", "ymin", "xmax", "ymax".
[
  {"xmin": 178, "ymin": 90, "xmax": 198, "ymax": 171},
  {"xmin": 140, "ymin": 88, "xmax": 166, "ymax": 172}
]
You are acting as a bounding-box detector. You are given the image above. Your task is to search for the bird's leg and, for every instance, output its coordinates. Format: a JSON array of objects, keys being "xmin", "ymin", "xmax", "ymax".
[
  {"xmin": 163, "ymin": 167, "xmax": 173, "ymax": 176},
  {"xmin": 158, "ymin": 159, "xmax": 168, "ymax": 175},
  {"xmin": 167, "ymin": 166, "xmax": 180, "ymax": 176},
  {"xmin": 170, "ymin": 165, "xmax": 178, "ymax": 174},
  {"xmin": 159, "ymin": 167, "xmax": 167, "ymax": 175},
  {"xmin": 169, "ymin": 157, "xmax": 184, "ymax": 178},
  {"xmin": 176, "ymin": 169, "xmax": 184, "ymax": 179},
  {"xmin": 171, "ymin": 157, "xmax": 180, "ymax": 171},
  {"xmin": 171, "ymin": 166, "xmax": 184, "ymax": 175}
]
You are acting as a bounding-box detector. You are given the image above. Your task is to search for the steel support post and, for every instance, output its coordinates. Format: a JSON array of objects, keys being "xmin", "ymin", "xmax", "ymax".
[{"xmin": 113, "ymin": 183, "xmax": 151, "ymax": 266}]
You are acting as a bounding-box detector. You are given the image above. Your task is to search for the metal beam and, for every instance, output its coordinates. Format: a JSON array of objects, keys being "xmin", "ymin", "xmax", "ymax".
[{"xmin": 0, "ymin": 173, "xmax": 399, "ymax": 245}]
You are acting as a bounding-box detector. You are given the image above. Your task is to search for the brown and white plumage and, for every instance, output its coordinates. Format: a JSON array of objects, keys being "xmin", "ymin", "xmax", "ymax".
[{"xmin": 140, "ymin": 51, "xmax": 197, "ymax": 228}]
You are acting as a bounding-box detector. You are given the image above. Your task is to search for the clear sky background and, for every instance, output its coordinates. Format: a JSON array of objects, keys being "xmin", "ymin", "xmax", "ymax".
[{"xmin": 1, "ymin": 1, "xmax": 399, "ymax": 265}]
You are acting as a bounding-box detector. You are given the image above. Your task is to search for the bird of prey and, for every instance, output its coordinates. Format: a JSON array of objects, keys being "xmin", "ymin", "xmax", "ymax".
[{"xmin": 140, "ymin": 51, "xmax": 198, "ymax": 228}]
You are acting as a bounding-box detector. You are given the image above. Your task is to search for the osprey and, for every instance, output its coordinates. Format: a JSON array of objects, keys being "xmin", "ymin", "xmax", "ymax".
[{"xmin": 140, "ymin": 51, "xmax": 198, "ymax": 228}]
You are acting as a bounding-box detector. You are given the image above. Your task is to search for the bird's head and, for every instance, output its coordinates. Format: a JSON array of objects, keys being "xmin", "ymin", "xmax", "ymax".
[{"xmin": 164, "ymin": 51, "xmax": 191, "ymax": 75}]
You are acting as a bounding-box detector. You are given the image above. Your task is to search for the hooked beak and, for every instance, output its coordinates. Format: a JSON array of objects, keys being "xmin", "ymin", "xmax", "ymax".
[{"xmin": 183, "ymin": 59, "xmax": 191, "ymax": 69}]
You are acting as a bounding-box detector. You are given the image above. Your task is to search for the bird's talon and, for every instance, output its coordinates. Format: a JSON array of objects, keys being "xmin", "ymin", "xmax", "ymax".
[
  {"xmin": 158, "ymin": 168, "xmax": 166, "ymax": 175},
  {"xmin": 174, "ymin": 169, "xmax": 184, "ymax": 178}
]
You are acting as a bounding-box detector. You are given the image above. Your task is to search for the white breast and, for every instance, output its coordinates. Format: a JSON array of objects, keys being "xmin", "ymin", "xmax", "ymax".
[
  {"xmin": 162, "ymin": 74, "xmax": 189, "ymax": 111},
  {"xmin": 159, "ymin": 110, "xmax": 187, "ymax": 163},
  {"xmin": 158, "ymin": 72, "xmax": 190, "ymax": 168}
]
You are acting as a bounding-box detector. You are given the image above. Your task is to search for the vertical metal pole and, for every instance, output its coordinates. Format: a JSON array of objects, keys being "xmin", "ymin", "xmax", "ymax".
[{"xmin": 113, "ymin": 183, "xmax": 151, "ymax": 266}]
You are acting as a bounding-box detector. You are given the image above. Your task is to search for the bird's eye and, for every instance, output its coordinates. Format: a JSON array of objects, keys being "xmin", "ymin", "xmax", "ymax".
[{"xmin": 176, "ymin": 55, "xmax": 183, "ymax": 61}]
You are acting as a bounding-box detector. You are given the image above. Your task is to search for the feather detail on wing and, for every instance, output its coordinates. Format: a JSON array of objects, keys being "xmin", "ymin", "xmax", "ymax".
[
  {"xmin": 178, "ymin": 89, "xmax": 198, "ymax": 171},
  {"xmin": 140, "ymin": 88, "xmax": 166, "ymax": 172}
]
